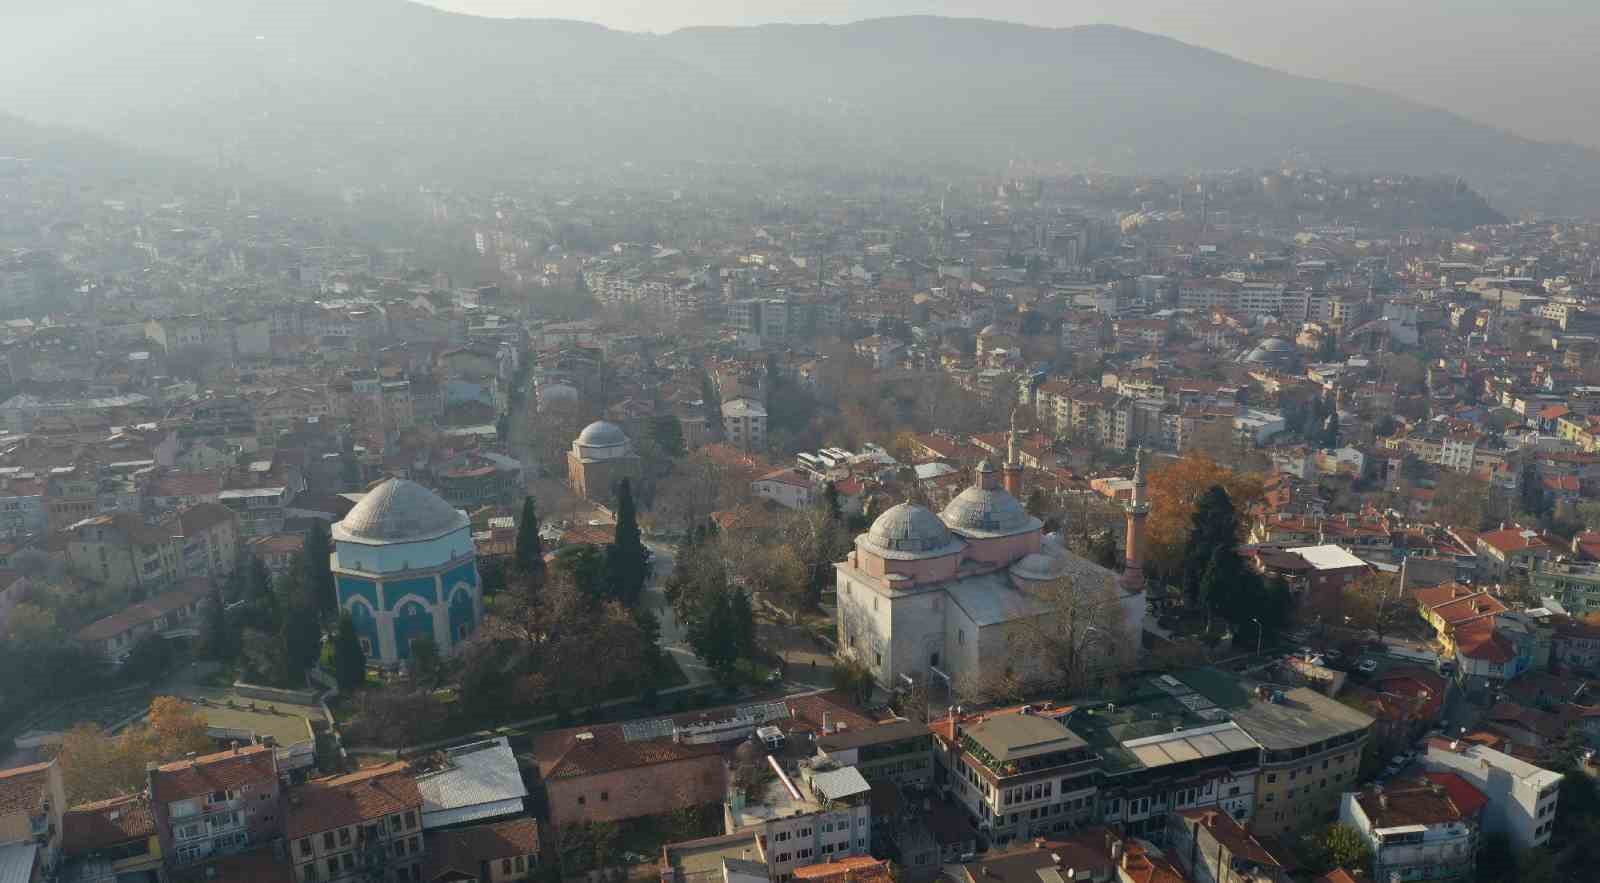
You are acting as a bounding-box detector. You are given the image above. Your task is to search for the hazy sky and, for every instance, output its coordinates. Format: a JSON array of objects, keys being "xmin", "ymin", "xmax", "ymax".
[{"xmin": 420, "ymin": 0, "xmax": 1600, "ymax": 149}]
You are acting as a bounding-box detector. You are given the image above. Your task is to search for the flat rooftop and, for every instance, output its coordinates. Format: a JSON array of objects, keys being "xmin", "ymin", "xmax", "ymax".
[
  {"xmin": 1226, "ymin": 686, "xmax": 1373, "ymax": 750},
  {"xmin": 662, "ymin": 832, "xmax": 762, "ymax": 881},
  {"xmin": 966, "ymin": 713, "xmax": 1087, "ymax": 763},
  {"xmin": 164, "ymin": 686, "xmax": 324, "ymax": 746}
]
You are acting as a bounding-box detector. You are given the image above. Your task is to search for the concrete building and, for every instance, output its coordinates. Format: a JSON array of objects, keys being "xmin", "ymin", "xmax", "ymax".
[
  {"xmin": 1423, "ymin": 737, "xmax": 1561, "ymax": 850},
  {"xmin": 725, "ymin": 762, "xmax": 873, "ymax": 880},
  {"xmin": 722, "ymin": 398, "xmax": 768, "ymax": 452},
  {"xmin": 1229, "ymin": 686, "xmax": 1375, "ymax": 838},
  {"xmin": 0, "ymin": 759, "xmax": 66, "ymax": 875},
  {"xmin": 331, "ymin": 479, "xmax": 483, "ymax": 668}
]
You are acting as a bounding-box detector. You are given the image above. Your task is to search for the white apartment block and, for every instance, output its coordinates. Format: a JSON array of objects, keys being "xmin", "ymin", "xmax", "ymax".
[{"xmin": 1423, "ymin": 739, "xmax": 1561, "ymax": 850}]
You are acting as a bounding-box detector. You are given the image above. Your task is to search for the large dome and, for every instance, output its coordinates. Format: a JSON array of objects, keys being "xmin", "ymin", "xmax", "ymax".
[
  {"xmin": 941, "ymin": 485, "xmax": 1039, "ymax": 537},
  {"xmin": 1244, "ymin": 338, "xmax": 1295, "ymax": 364},
  {"xmin": 862, "ymin": 503, "xmax": 959, "ymax": 559},
  {"xmin": 335, "ymin": 478, "xmax": 469, "ymax": 544},
  {"xmin": 576, "ymin": 420, "xmax": 628, "ymax": 447}
]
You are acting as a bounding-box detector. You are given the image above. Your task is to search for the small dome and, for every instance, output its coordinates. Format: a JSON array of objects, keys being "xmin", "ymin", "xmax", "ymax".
[
  {"xmin": 576, "ymin": 420, "xmax": 628, "ymax": 447},
  {"xmin": 1011, "ymin": 551, "xmax": 1068, "ymax": 582},
  {"xmin": 336, "ymin": 478, "xmax": 468, "ymax": 544},
  {"xmin": 978, "ymin": 324, "xmax": 1001, "ymax": 336},
  {"xmin": 863, "ymin": 503, "xmax": 957, "ymax": 557},
  {"xmin": 1244, "ymin": 337, "xmax": 1295, "ymax": 364},
  {"xmin": 941, "ymin": 486, "xmax": 1039, "ymax": 537}
]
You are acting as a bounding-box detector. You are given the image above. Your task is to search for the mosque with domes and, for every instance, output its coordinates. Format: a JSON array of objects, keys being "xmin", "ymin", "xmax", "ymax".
[
  {"xmin": 331, "ymin": 478, "xmax": 483, "ymax": 667},
  {"xmin": 566, "ymin": 420, "xmax": 641, "ymax": 504},
  {"xmin": 834, "ymin": 433, "xmax": 1148, "ymax": 694}
]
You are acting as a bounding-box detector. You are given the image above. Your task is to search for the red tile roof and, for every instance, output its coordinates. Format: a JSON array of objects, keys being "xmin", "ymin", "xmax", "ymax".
[
  {"xmin": 0, "ymin": 761, "xmax": 51, "ymax": 817},
  {"xmin": 1422, "ymin": 771, "xmax": 1489, "ymax": 818},
  {"xmin": 75, "ymin": 583, "xmax": 212, "ymax": 643},
  {"xmin": 1477, "ymin": 527, "xmax": 1554, "ymax": 556},
  {"xmin": 150, "ymin": 745, "xmax": 277, "ymax": 805},
  {"xmin": 62, "ymin": 794, "xmax": 156, "ymax": 854},
  {"xmin": 285, "ymin": 762, "xmax": 421, "ymax": 840},
  {"xmin": 423, "ymin": 818, "xmax": 541, "ymax": 880},
  {"xmin": 1453, "ymin": 620, "xmax": 1515, "ymax": 664}
]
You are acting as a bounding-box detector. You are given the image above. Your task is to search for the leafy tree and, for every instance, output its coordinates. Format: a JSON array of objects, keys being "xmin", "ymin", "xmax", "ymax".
[
  {"xmin": 832, "ymin": 658, "xmax": 876, "ymax": 705},
  {"xmin": 333, "ymin": 612, "xmax": 366, "ymax": 691},
  {"xmin": 1520, "ymin": 463, "xmax": 1550, "ymax": 520},
  {"xmin": 408, "ymin": 636, "xmax": 447, "ymax": 689},
  {"xmin": 302, "ymin": 521, "xmax": 336, "ymax": 621},
  {"xmin": 686, "ymin": 590, "xmax": 741, "ymax": 679},
  {"xmin": 145, "ymin": 696, "xmax": 212, "ymax": 758},
  {"xmin": 1087, "ymin": 531, "xmax": 1121, "ymax": 570},
  {"xmin": 4, "ymin": 602, "xmax": 59, "ymax": 644},
  {"xmin": 203, "ymin": 591, "xmax": 230, "ymax": 661},
  {"xmin": 276, "ymin": 565, "xmax": 322, "ymax": 685},
  {"xmin": 1146, "ymin": 454, "xmax": 1262, "ymax": 580},
  {"xmin": 1298, "ymin": 823, "xmax": 1373, "ymax": 875},
  {"xmin": 122, "ymin": 635, "xmax": 179, "ymax": 683},
  {"xmin": 514, "ymin": 495, "xmax": 546, "ymax": 582},
  {"xmin": 247, "ymin": 556, "xmax": 273, "ymax": 602},
  {"xmin": 650, "ymin": 415, "xmax": 686, "ymax": 459},
  {"xmin": 605, "ymin": 478, "xmax": 648, "ymax": 606},
  {"xmin": 825, "ymin": 481, "xmax": 845, "ymax": 523},
  {"xmin": 728, "ymin": 589, "xmax": 755, "ymax": 660},
  {"xmin": 1183, "ymin": 484, "xmax": 1242, "ymax": 606},
  {"xmin": 554, "ymin": 544, "xmax": 608, "ymax": 598},
  {"xmin": 1374, "ymin": 414, "xmax": 1399, "ymax": 437}
]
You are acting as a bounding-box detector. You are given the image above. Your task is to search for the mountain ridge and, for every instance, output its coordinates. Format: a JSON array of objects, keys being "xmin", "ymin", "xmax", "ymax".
[{"xmin": 1, "ymin": 2, "xmax": 1595, "ymax": 214}]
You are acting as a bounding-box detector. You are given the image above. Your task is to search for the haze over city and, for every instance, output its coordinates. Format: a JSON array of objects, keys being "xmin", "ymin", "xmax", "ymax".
[{"xmin": 4, "ymin": 2, "xmax": 1600, "ymax": 883}]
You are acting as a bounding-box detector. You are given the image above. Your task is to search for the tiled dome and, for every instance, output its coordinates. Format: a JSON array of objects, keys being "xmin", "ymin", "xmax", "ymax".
[
  {"xmin": 941, "ymin": 486, "xmax": 1038, "ymax": 537},
  {"xmin": 335, "ymin": 478, "xmax": 468, "ymax": 544},
  {"xmin": 863, "ymin": 503, "xmax": 957, "ymax": 557}
]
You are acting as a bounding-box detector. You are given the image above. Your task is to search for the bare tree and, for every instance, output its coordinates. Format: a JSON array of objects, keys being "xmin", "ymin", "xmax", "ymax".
[{"xmin": 1006, "ymin": 573, "xmax": 1130, "ymax": 697}]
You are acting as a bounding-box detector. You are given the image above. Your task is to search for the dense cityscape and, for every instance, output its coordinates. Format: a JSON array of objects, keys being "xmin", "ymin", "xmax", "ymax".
[{"xmin": 6, "ymin": 6, "xmax": 1600, "ymax": 883}]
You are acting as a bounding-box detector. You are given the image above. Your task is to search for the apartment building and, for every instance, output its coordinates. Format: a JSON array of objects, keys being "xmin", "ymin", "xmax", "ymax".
[
  {"xmin": 1339, "ymin": 776, "xmax": 1484, "ymax": 883},
  {"xmin": 1230, "ymin": 686, "xmax": 1374, "ymax": 838},
  {"xmin": 148, "ymin": 744, "xmax": 283, "ymax": 867},
  {"xmin": 722, "ymin": 398, "xmax": 768, "ymax": 452},
  {"xmin": 1166, "ymin": 808, "xmax": 1288, "ymax": 883},
  {"xmin": 1423, "ymin": 738, "xmax": 1561, "ymax": 850},
  {"xmin": 933, "ymin": 708, "xmax": 1102, "ymax": 847},
  {"xmin": 725, "ymin": 762, "xmax": 873, "ymax": 881},
  {"xmin": 286, "ymin": 762, "xmax": 425, "ymax": 883}
]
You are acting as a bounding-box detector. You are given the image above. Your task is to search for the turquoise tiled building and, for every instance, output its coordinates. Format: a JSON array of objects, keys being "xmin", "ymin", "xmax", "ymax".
[{"xmin": 331, "ymin": 478, "xmax": 482, "ymax": 667}]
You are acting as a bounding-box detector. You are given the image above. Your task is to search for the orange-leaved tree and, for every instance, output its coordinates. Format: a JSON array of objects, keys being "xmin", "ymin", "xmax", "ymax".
[{"xmin": 1145, "ymin": 453, "xmax": 1264, "ymax": 581}]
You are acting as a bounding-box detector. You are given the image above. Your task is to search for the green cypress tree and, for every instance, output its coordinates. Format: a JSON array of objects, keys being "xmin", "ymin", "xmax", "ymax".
[
  {"xmin": 607, "ymin": 478, "xmax": 648, "ymax": 606},
  {"xmin": 302, "ymin": 521, "xmax": 336, "ymax": 622},
  {"xmin": 515, "ymin": 495, "xmax": 546, "ymax": 580},
  {"xmin": 204, "ymin": 590, "xmax": 230, "ymax": 661},
  {"xmin": 333, "ymin": 612, "xmax": 366, "ymax": 691}
]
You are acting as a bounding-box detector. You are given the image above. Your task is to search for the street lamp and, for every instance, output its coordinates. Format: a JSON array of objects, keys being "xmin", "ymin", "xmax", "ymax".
[{"xmin": 1252, "ymin": 618, "xmax": 1263, "ymax": 656}]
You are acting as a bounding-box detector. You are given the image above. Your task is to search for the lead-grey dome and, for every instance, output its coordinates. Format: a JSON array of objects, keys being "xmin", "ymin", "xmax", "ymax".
[
  {"xmin": 335, "ymin": 478, "xmax": 469, "ymax": 544},
  {"xmin": 862, "ymin": 503, "xmax": 959, "ymax": 558},
  {"xmin": 1244, "ymin": 338, "xmax": 1295, "ymax": 365},
  {"xmin": 941, "ymin": 486, "xmax": 1040, "ymax": 537},
  {"xmin": 576, "ymin": 420, "xmax": 628, "ymax": 447}
]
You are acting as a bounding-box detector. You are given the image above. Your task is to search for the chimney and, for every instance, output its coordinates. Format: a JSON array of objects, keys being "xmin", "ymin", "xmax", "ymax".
[{"xmin": 822, "ymin": 712, "xmax": 831, "ymax": 735}]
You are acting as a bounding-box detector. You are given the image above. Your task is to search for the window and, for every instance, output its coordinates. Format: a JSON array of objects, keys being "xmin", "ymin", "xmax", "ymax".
[
  {"xmin": 339, "ymin": 828, "xmax": 351, "ymax": 846},
  {"xmin": 409, "ymin": 837, "xmax": 419, "ymax": 853},
  {"xmin": 515, "ymin": 857, "xmax": 526, "ymax": 872},
  {"xmin": 326, "ymin": 859, "xmax": 339, "ymax": 875},
  {"xmin": 341, "ymin": 854, "xmax": 354, "ymax": 871},
  {"xmin": 302, "ymin": 865, "xmax": 318, "ymax": 883},
  {"xmin": 502, "ymin": 859, "xmax": 512, "ymax": 874},
  {"xmin": 577, "ymin": 796, "xmax": 585, "ymax": 805},
  {"xmin": 405, "ymin": 811, "xmax": 417, "ymax": 829},
  {"xmin": 1266, "ymin": 773, "xmax": 1277, "ymax": 784},
  {"xmin": 390, "ymin": 815, "xmax": 403, "ymax": 832},
  {"xmin": 874, "ymin": 652, "xmax": 882, "ymax": 666},
  {"xmin": 600, "ymin": 791, "xmax": 608, "ymax": 801},
  {"xmin": 299, "ymin": 838, "xmax": 312, "ymax": 857},
  {"xmin": 324, "ymin": 832, "xmax": 336, "ymax": 850}
]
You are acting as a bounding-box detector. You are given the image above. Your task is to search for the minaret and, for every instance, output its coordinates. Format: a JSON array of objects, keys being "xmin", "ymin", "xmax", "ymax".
[
  {"xmin": 1120, "ymin": 447, "xmax": 1150, "ymax": 594},
  {"xmin": 1002, "ymin": 408, "xmax": 1024, "ymax": 497}
]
